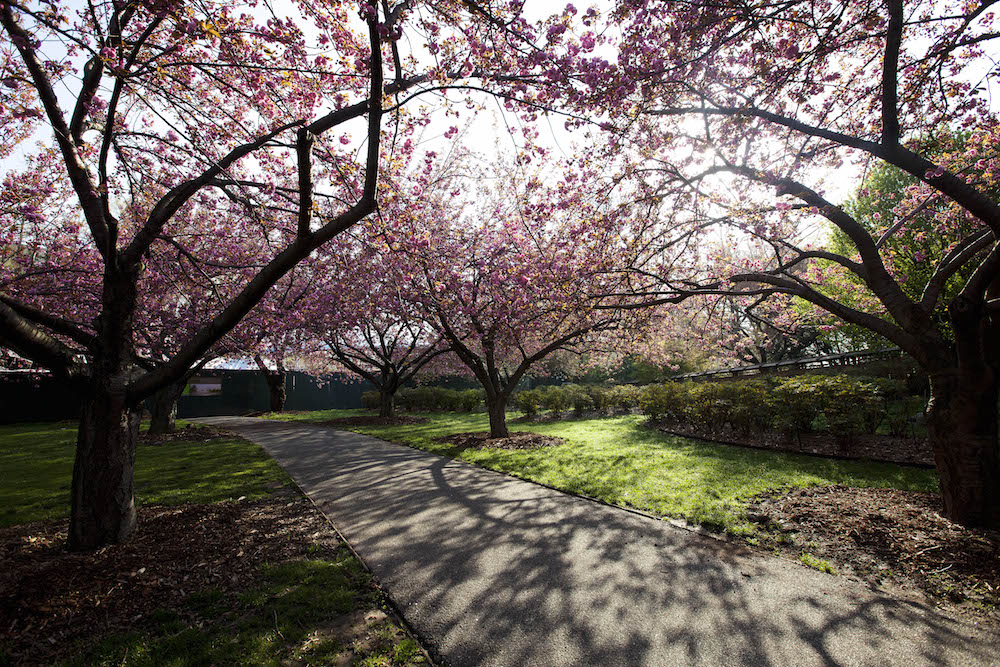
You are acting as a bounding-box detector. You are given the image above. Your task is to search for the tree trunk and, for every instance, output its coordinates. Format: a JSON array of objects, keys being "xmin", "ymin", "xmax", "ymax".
[
  {"xmin": 378, "ymin": 389, "xmax": 395, "ymax": 418},
  {"xmin": 148, "ymin": 381, "xmax": 184, "ymax": 435},
  {"xmin": 69, "ymin": 385, "xmax": 140, "ymax": 550},
  {"xmin": 69, "ymin": 266, "xmax": 142, "ymax": 551},
  {"xmin": 926, "ymin": 370, "xmax": 1000, "ymax": 528},
  {"xmin": 265, "ymin": 369, "xmax": 286, "ymax": 413},
  {"xmin": 487, "ymin": 393, "xmax": 510, "ymax": 438}
]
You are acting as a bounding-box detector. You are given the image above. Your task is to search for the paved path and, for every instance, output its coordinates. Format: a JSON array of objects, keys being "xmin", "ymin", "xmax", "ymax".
[{"xmin": 201, "ymin": 417, "xmax": 998, "ymax": 666}]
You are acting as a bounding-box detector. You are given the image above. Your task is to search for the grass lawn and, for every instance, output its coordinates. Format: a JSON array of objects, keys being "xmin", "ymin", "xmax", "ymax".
[
  {"xmin": 0, "ymin": 420, "xmax": 292, "ymax": 528},
  {"xmin": 0, "ymin": 420, "xmax": 426, "ymax": 666},
  {"xmin": 268, "ymin": 409, "xmax": 938, "ymax": 536}
]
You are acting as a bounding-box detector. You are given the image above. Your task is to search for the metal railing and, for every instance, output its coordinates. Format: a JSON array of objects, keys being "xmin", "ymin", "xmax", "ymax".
[{"xmin": 669, "ymin": 348, "xmax": 905, "ymax": 381}]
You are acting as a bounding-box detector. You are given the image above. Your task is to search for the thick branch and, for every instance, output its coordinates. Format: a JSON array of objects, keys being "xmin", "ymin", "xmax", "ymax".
[
  {"xmin": 0, "ymin": 299, "xmax": 86, "ymax": 378},
  {"xmin": 882, "ymin": 0, "xmax": 903, "ymax": 146},
  {"xmin": 1, "ymin": 3, "xmax": 110, "ymax": 257},
  {"xmin": 296, "ymin": 128, "xmax": 315, "ymax": 238},
  {"xmin": 0, "ymin": 293, "xmax": 96, "ymax": 348}
]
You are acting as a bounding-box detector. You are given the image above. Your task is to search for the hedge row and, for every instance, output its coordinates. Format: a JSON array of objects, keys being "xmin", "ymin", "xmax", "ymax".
[
  {"xmin": 511, "ymin": 383, "xmax": 644, "ymax": 417},
  {"xmin": 511, "ymin": 376, "xmax": 911, "ymax": 437},
  {"xmin": 362, "ymin": 387, "xmax": 484, "ymax": 412},
  {"xmin": 637, "ymin": 375, "xmax": 909, "ymax": 437},
  {"xmin": 363, "ymin": 375, "xmax": 914, "ymax": 438}
]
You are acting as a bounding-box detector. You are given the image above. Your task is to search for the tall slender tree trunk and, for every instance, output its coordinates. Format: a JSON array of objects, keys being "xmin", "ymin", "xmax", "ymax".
[
  {"xmin": 254, "ymin": 355, "xmax": 287, "ymax": 413},
  {"xmin": 69, "ymin": 268, "xmax": 141, "ymax": 551},
  {"xmin": 486, "ymin": 392, "xmax": 510, "ymax": 438},
  {"xmin": 265, "ymin": 369, "xmax": 286, "ymax": 413},
  {"xmin": 926, "ymin": 370, "xmax": 1000, "ymax": 528},
  {"xmin": 148, "ymin": 380, "xmax": 185, "ymax": 435}
]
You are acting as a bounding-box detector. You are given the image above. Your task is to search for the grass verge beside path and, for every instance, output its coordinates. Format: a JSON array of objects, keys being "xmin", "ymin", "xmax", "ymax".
[
  {"xmin": 0, "ymin": 421, "xmax": 291, "ymax": 527},
  {"xmin": 268, "ymin": 410, "xmax": 938, "ymax": 536},
  {"xmin": 0, "ymin": 421, "xmax": 427, "ymax": 666}
]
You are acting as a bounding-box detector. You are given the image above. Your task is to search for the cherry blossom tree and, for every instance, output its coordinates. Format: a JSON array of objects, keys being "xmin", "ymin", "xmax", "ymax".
[
  {"xmin": 383, "ymin": 153, "xmax": 650, "ymax": 437},
  {"xmin": 0, "ymin": 0, "xmax": 593, "ymax": 549},
  {"xmin": 603, "ymin": 0, "xmax": 1000, "ymax": 526},
  {"xmin": 298, "ymin": 236, "xmax": 446, "ymax": 418}
]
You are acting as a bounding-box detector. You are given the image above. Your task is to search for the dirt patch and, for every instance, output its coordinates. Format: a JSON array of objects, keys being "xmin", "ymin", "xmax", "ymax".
[
  {"xmin": 747, "ymin": 485, "xmax": 1000, "ymax": 618},
  {"xmin": 139, "ymin": 424, "xmax": 235, "ymax": 445},
  {"xmin": 433, "ymin": 431, "xmax": 565, "ymax": 450},
  {"xmin": 320, "ymin": 415, "xmax": 431, "ymax": 427},
  {"xmin": 0, "ymin": 496, "xmax": 416, "ymax": 665},
  {"xmin": 657, "ymin": 423, "xmax": 933, "ymax": 466}
]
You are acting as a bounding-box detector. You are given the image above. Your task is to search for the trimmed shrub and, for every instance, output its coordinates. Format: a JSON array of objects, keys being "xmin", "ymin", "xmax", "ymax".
[
  {"xmin": 584, "ymin": 385, "xmax": 611, "ymax": 413},
  {"xmin": 397, "ymin": 386, "xmax": 481, "ymax": 412},
  {"xmin": 540, "ymin": 385, "xmax": 571, "ymax": 416},
  {"xmin": 639, "ymin": 383, "xmax": 685, "ymax": 422},
  {"xmin": 608, "ymin": 384, "xmax": 643, "ymax": 412},
  {"xmin": 512, "ymin": 389, "xmax": 544, "ymax": 417},
  {"xmin": 361, "ymin": 390, "xmax": 382, "ymax": 411},
  {"xmin": 457, "ymin": 389, "xmax": 483, "ymax": 412}
]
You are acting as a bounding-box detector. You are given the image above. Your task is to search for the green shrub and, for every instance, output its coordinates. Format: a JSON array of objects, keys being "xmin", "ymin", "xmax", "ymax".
[
  {"xmin": 512, "ymin": 389, "xmax": 544, "ymax": 416},
  {"xmin": 541, "ymin": 385, "xmax": 570, "ymax": 416},
  {"xmin": 772, "ymin": 377, "xmax": 825, "ymax": 434},
  {"xmin": 608, "ymin": 385, "xmax": 643, "ymax": 412},
  {"xmin": 640, "ymin": 383, "xmax": 685, "ymax": 422},
  {"xmin": 559, "ymin": 384, "xmax": 594, "ymax": 416},
  {"xmin": 397, "ymin": 386, "xmax": 480, "ymax": 412},
  {"xmin": 457, "ymin": 389, "xmax": 483, "ymax": 412},
  {"xmin": 361, "ymin": 391, "xmax": 381, "ymax": 411},
  {"xmin": 584, "ymin": 385, "xmax": 611, "ymax": 413}
]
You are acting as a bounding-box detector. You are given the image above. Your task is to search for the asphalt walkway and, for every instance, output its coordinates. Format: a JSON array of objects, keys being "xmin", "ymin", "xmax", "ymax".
[{"xmin": 200, "ymin": 417, "xmax": 998, "ymax": 666}]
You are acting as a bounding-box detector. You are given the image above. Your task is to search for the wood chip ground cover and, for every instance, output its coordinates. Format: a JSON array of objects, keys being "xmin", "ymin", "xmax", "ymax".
[
  {"xmin": 0, "ymin": 494, "xmax": 428, "ymax": 666},
  {"xmin": 748, "ymin": 485, "xmax": 1000, "ymax": 620},
  {"xmin": 432, "ymin": 431, "xmax": 565, "ymax": 450}
]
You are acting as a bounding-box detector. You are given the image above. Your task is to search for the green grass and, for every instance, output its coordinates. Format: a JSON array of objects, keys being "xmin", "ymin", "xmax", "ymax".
[
  {"xmin": 65, "ymin": 548, "xmax": 425, "ymax": 666},
  {"xmin": 2, "ymin": 419, "xmax": 425, "ymax": 666},
  {"xmin": 799, "ymin": 552, "xmax": 838, "ymax": 574},
  {"xmin": 269, "ymin": 410, "xmax": 938, "ymax": 536},
  {"xmin": 0, "ymin": 421, "xmax": 293, "ymax": 528}
]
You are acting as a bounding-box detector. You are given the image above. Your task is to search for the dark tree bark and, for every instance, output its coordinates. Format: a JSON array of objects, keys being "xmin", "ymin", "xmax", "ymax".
[
  {"xmin": 923, "ymin": 291, "xmax": 1000, "ymax": 526},
  {"xmin": 254, "ymin": 355, "xmax": 287, "ymax": 413},
  {"xmin": 68, "ymin": 267, "xmax": 141, "ymax": 551},
  {"xmin": 148, "ymin": 380, "xmax": 185, "ymax": 435},
  {"xmin": 378, "ymin": 388, "xmax": 396, "ymax": 417},
  {"xmin": 926, "ymin": 371, "xmax": 1000, "ymax": 526},
  {"xmin": 486, "ymin": 391, "xmax": 511, "ymax": 438}
]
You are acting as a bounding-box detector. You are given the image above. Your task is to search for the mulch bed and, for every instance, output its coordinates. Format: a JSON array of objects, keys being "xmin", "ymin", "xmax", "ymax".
[
  {"xmin": 657, "ymin": 423, "xmax": 934, "ymax": 466},
  {"xmin": 319, "ymin": 415, "xmax": 430, "ymax": 427},
  {"xmin": 432, "ymin": 431, "xmax": 565, "ymax": 450},
  {"xmin": 747, "ymin": 485, "xmax": 1000, "ymax": 618},
  {"xmin": 0, "ymin": 495, "xmax": 340, "ymax": 665},
  {"xmin": 139, "ymin": 425, "xmax": 235, "ymax": 446}
]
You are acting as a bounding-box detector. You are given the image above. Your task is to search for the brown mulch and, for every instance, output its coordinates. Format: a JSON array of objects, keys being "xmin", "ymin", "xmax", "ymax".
[
  {"xmin": 747, "ymin": 485, "xmax": 1000, "ymax": 618},
  {"xmin": 320, "ymin": 415, "xmax": 431, "ymax": 427},
  {"xmin": 657, "ymin": 423, "xmax": 934, "ymax": 466},
  {"xmin": 432, "ymin": 431, "xmax": 565, "ymax": 450},
  {"xmin": 0, "ymin": 495, "xmax": 344, "ymax": 665},
  {"xmin": 139, "ymin": 424, "xmax": 235, "ymax": 446}
]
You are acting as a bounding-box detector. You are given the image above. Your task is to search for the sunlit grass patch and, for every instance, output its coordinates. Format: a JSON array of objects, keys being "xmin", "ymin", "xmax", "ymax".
[
  {"xmin": 0, "ymin": 421, "xmax": 291, "ymax": 527},
  {"xmin": 271, "ymin": 410, "xmax": 938, "ymax": 536}
]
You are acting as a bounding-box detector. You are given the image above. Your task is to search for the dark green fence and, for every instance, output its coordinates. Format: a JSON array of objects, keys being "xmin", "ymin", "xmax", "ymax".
[{"xmin": 0, "ymin": 369, "xmax": 372, "ymax": 424}]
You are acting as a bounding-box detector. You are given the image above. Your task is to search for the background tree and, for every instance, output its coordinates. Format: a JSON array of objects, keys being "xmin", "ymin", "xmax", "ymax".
[
  {"xmin": 602, "ymin": 0, "xmax": 1000, "ymax": 526},
  {"xmin": 298, "ymin": 236, "xmax": 446, "ymax": 418},
  {"xmin": 386, "ymin": 153, "xmax": 650, "ymax": 437}
]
